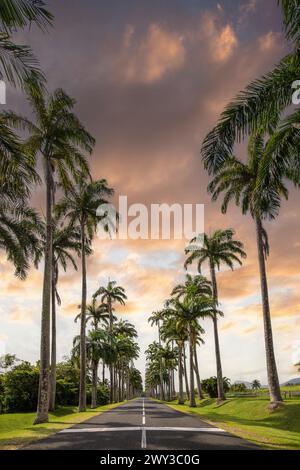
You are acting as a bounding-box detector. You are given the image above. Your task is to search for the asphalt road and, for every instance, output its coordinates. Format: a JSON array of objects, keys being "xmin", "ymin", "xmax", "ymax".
[{"xmin": 23, "ymin": 398, "xmax": 258, "ymax": 450}]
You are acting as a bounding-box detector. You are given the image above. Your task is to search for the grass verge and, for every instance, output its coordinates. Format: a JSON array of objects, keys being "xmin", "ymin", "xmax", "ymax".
[
  {"xmin": 0, "ymin": 402, "xmax": 123, "ymax": 450},
  {"xmin": 164, "ymin": 398, "xmax": 300, "ymax": 450}
]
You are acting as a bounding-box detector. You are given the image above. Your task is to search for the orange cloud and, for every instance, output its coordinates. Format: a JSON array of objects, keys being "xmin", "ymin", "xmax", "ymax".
[
  {"xmin": 258, "ymin": 31, "xmax": 281, "ymax": 51},
  {"xmin": 123, "ymin": 24, "xmax": 185, "ymax": 83}
]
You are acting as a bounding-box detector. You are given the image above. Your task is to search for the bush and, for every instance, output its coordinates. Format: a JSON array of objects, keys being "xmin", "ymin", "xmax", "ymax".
[
  {"xmin": 201, "ymin": 376, "xmax": 231, "ymax": 398},
  {"xmin": 4, "ymin": 366, "xmax": 39, "ymax": 412},
  {"xmin": 56, "ymin": 379, "xmax": 79, "ymax": 406},
  {"xmin": 86, "ymin": 384, "xmax": 110, "ymax": 406}
]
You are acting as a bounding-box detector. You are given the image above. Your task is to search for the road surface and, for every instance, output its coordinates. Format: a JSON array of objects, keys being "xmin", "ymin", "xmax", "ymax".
[{"xmin": 23, "ymin": 398, "xmax": 258, "ymax": 450}]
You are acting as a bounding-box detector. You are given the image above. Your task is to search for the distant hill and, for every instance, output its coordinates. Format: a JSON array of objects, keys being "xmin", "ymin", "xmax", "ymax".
[{"xmin": 281, "ymin": 378, "xmax": 300, "ymax": 386}]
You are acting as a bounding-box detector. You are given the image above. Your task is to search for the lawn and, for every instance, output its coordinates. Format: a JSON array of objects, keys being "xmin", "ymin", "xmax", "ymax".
[
  {"xmin": 165, "ymin": 398, "xmax": 300, "ymax": 450},
  {"xmin": 0, "ymin": 402, "xmax": 123, "ymax": 450}
]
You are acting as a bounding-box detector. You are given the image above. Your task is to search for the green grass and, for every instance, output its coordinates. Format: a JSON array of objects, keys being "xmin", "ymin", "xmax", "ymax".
[
  {"xmin": 0, "ymin": 402, "xmax": 123, "ymax": 450},
  {"xmin": 165, "ymin": 398, "xmax": 300, "ymax": 450}
]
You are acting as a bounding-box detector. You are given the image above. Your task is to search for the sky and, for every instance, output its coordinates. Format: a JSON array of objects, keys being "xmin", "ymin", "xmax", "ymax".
[{"xmin": 1, "ymin": 0, "xmax": 300, "ymax": 385}]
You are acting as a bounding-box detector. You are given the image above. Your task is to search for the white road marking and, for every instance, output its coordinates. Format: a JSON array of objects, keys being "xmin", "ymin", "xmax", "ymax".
[
  {"xmin": 141, "ymin": 427, "xmax": 147, "ymax": 448},
  {"xmin": 146, "ymin": 427, "xmax": 226, "ymax": 433},
  {"xmin": 60, "ymin": 427, "xmax": 141, "ymax": 433},
  {"xmin": 141, "ymin": 398, "xmax": 146, "ymax": 449},
  {"xmin": 60, "ymin": 426, "xmax": 225, "ymax": 434}
]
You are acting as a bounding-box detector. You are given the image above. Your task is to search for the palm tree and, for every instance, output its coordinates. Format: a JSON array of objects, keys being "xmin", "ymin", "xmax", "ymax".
[
  {"xmin": 201, "ymin": 1, "xmax": 300, "ymax": 174},
  {"xmin": 47, "ymin": 220, "xmax": 85, "ymax": 411},
  {"xmin": 252, "ymin": 379, "xmax": 261, "ymax": 391},
  {"xmin": 163, "ymin": 295, "xmax": 216, "ymax": 407},
  {"xmin": 160, "ymin": 316, "xmax": 187, "ymax": 404},
  {"xmin": 55, "ymin": 180, "xmax": 114, "ymax": 411},
  {"xmin": 185, "ymin": 230, "xmax": 246, "ymax": 401},
  {"xmin": 208, "ymin": 132, "xmax": 285, "ymax": 403},
  {"xmin": 148, "ymin": 310, "xmax": 165, "ymax": 400},
  {"xmin": 0, "ymin": 0, "xmax": 53, "ymax": 89},
  {"xmin": 93, "ymin": 280, "xmax": 127, "ymax": 403},
  {"xmin": 4, "ymin": 87, "xmax": 95, "ymax": 423},
  {"xmin": 72, "ymin": 328, "xmax": 111, "ymax": 408}
]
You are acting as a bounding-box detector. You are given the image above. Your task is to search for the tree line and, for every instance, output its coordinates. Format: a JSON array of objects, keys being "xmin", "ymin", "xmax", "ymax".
[
  {"xmin": 146, "ymin": 1, "xmax": 300, "ymax": 408},
  {"xmin": 0, "ymin": 1, "xmax": 142, "ymax": 423}
]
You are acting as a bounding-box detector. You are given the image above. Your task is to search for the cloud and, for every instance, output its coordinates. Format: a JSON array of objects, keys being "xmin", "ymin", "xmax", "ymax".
[
  {"xmin": 238, "ymin": 0, "xmax": 257, "ymax": 27},
  {"xmin": 198, "ymin": 12, "xmax": 238, "ymax": 63},
  {"xmin": 258, "ymin": 31, "xmax": 282, "ymax": 51},
  {"xmin": 122, "ymin": 23, "xmax": 185, "ymax": 83}
]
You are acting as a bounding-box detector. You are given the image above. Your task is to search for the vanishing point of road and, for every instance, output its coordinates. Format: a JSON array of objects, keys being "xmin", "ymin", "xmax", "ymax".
[{"xmin": 24, "ymin": 398, "xmax": 258, "ymax": 450}]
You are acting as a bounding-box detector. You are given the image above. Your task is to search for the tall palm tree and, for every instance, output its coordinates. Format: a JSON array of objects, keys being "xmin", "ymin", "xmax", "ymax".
[
  {"xmin": 93, "ymin": 280, "xmax": 127, "ymax": 403},
  {"xmin": 47, "ymin": 220, "xmax": 85, "ymax": 411},
  {"xmin": 185, "ymin": 230, "xmax": 246, "ymax": 401},
  {"xmin": 0, "ymin": 0, "xmax": 53, "ymax": 89},
  {"xmin": 4, "ymin": 87, "xmax": 95, "ymax": 423},
  {"xmin": 208, "ymin": 132, "xmax": 286, "ymax": 403},
  {"xmin": 160, "ymin": 316, "xmax": 187, "ymax": 404},
  {"xmin": 201, "ymin": 2, "xmax": 300, "ymax": 174},
  {"xmin": 163, "ymin": 295, "xmax": 216, "ymax": 407},
  {"xmin": 148, "ymin": 310, "xmax": 165, "ymax": 400},
  {"xmin": 56, "ymin": 180, "xmax": 114, "ymax": 411}
]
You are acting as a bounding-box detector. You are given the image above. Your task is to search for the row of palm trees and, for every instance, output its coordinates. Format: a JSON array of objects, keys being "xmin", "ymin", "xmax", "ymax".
[
  {"xmin": 147, "ymin": 1, "xmax": 300, "ymax": 407},
  {"xmin": 146, "ymin": 229, "xmax": 246, "ymax": 407},
  {"xmin": 0, "ymin": 1, "xmax": 143, "ymax": 423},
  {"xmin": 73, "ymin": 285, "xmax": 142, "ymax": 407}
]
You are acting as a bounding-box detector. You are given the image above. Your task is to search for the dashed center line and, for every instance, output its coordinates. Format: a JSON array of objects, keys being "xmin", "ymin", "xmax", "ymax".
[{"xmin": 141, "ymin": 398, "xmax": 147, "ymax": 449}]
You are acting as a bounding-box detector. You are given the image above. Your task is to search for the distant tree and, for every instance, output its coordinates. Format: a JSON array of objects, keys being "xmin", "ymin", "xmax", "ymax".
[
  {"xmin": 252, "ymin": 379, "xmax": 261, "ymax": 390},
  {"xmin": 231, "ymin": 383, "xmax": 247, "ymax": 393},
  {"xmin": 201, "ymin": 377, "xmax": 231, "ymax": 398},
  {"xmin": 0, "ymin": 354, "xmax": 19, "ymax": 371}
]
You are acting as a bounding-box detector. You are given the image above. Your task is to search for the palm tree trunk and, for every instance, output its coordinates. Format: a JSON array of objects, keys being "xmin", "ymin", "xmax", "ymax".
[
  {"xmin": 189, "ymin": 327, "xmax": 196, "ymax": 407},
  {"xmin": 193, "ymin": 345, "xmax": 204, "ymax": 400},
  {"xmin": 108, "ymin": 298, "xmax": 114, "ymax": 404},
  {"xmin": 118, "ymin": 368, "xmax": 121, "ymax": 402},
  {"xmin": 210, "ymin": 262, "xmax": 225, "ymax": 401},
  {"xmin": 158, "ymin": 324, "xmax": 164, "ymax": 400},
  {"xmin": 183, "ymin": 344, "xmax": 190, "ymax": 400},
  {"xmin": 79, "ymin": 220, "xmax": 87, "ymax": 412},
  {"xmin": 102, "ymin": 361, "xmax": 105, "ymax": 384},
  {"xmin": 255, "ymin": 217, "xmax": 282, "ymax": 403},
  {"xmin": 49, "ymin": 262, "xmax": 57, "ymax": 411},
  {"xmin": 91, "ymin": 359, "xmax": 98, "ymax": 408},
  {"xmin": 178, "ymin": 344, "xmax": 184, "ymax": 404},
  {"xmin": 35, "ymin": 158, "xmax": 52, "ymax": 424}
]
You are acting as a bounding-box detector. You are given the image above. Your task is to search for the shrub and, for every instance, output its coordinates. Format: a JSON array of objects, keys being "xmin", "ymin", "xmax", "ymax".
[
  {"xmin": 86, "ymin": 384, "xmax": 110, "ymax": 406},
  {"xmin": 4, "ymin": 366, "xmax": 39, "ymax": 412},
  {"xmin": 56, "ymin": 379, "xmax": 79, "ymax": 406},
  {"xmin": 201, "ymin": 376, "xmax": 231, "ymax": 398}
]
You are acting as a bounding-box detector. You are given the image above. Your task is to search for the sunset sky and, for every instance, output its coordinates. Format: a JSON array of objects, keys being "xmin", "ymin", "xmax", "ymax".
[{"xmin": 1, "ymin": 0, "xmax": 299, "ymax": 385}]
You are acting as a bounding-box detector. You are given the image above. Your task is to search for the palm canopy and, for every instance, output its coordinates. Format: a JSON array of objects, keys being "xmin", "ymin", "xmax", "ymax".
[
  {"xmin": 148, "ymin": 309, "xmax": 164, "ymax": 327},
  {"xmin": 280, "ymin": 0, "xmax": 300, "ymax": 45},
  {"xmin": 74, "ymin": 299, "xmax": 111, "ymax": 327},
  {"xmin": 201, "ymin": 1, "xmax": 300, "ymax": 174},
  {"xmin": 0, "ymin": 202, "xmax": 42, "ymax": 279},
  {"xmin": 113, "ymin": 319, "xmax": 138, "ymax": 338},
  {"xmin": 0, "ymin": 117, "xmax": 39, "ymax": 203},
  {"xmin": 171, "ymin": 274, "xmax": 212, "ymax": 300},
  {"xmin": 0, "ymin": 0, "xmax": 53, "ymax": 33},
  {"xmin": 185, "ymin": 229, "xmax": 246, "ymax": 273},
  {"xmin": 0, "ymin": 1, "xmax": 53, "ymax": 88},
  {"xmin": 165, "ymin": 296, "xmax": 218, "ymax": 325},
  {"xmin": 93, "ymin": 280, "xmax": 127, "ymax": 307},
  {"xmin": 208, "ymin": 132, "xmax": 289, "ymax": 223},
  {"xmin": 55, "ymin": 179, "xmax": 114, "ymax": 241},
  {"xmin": 2, "ymin": 87, "xmax": 94, "ymax": 191}
]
